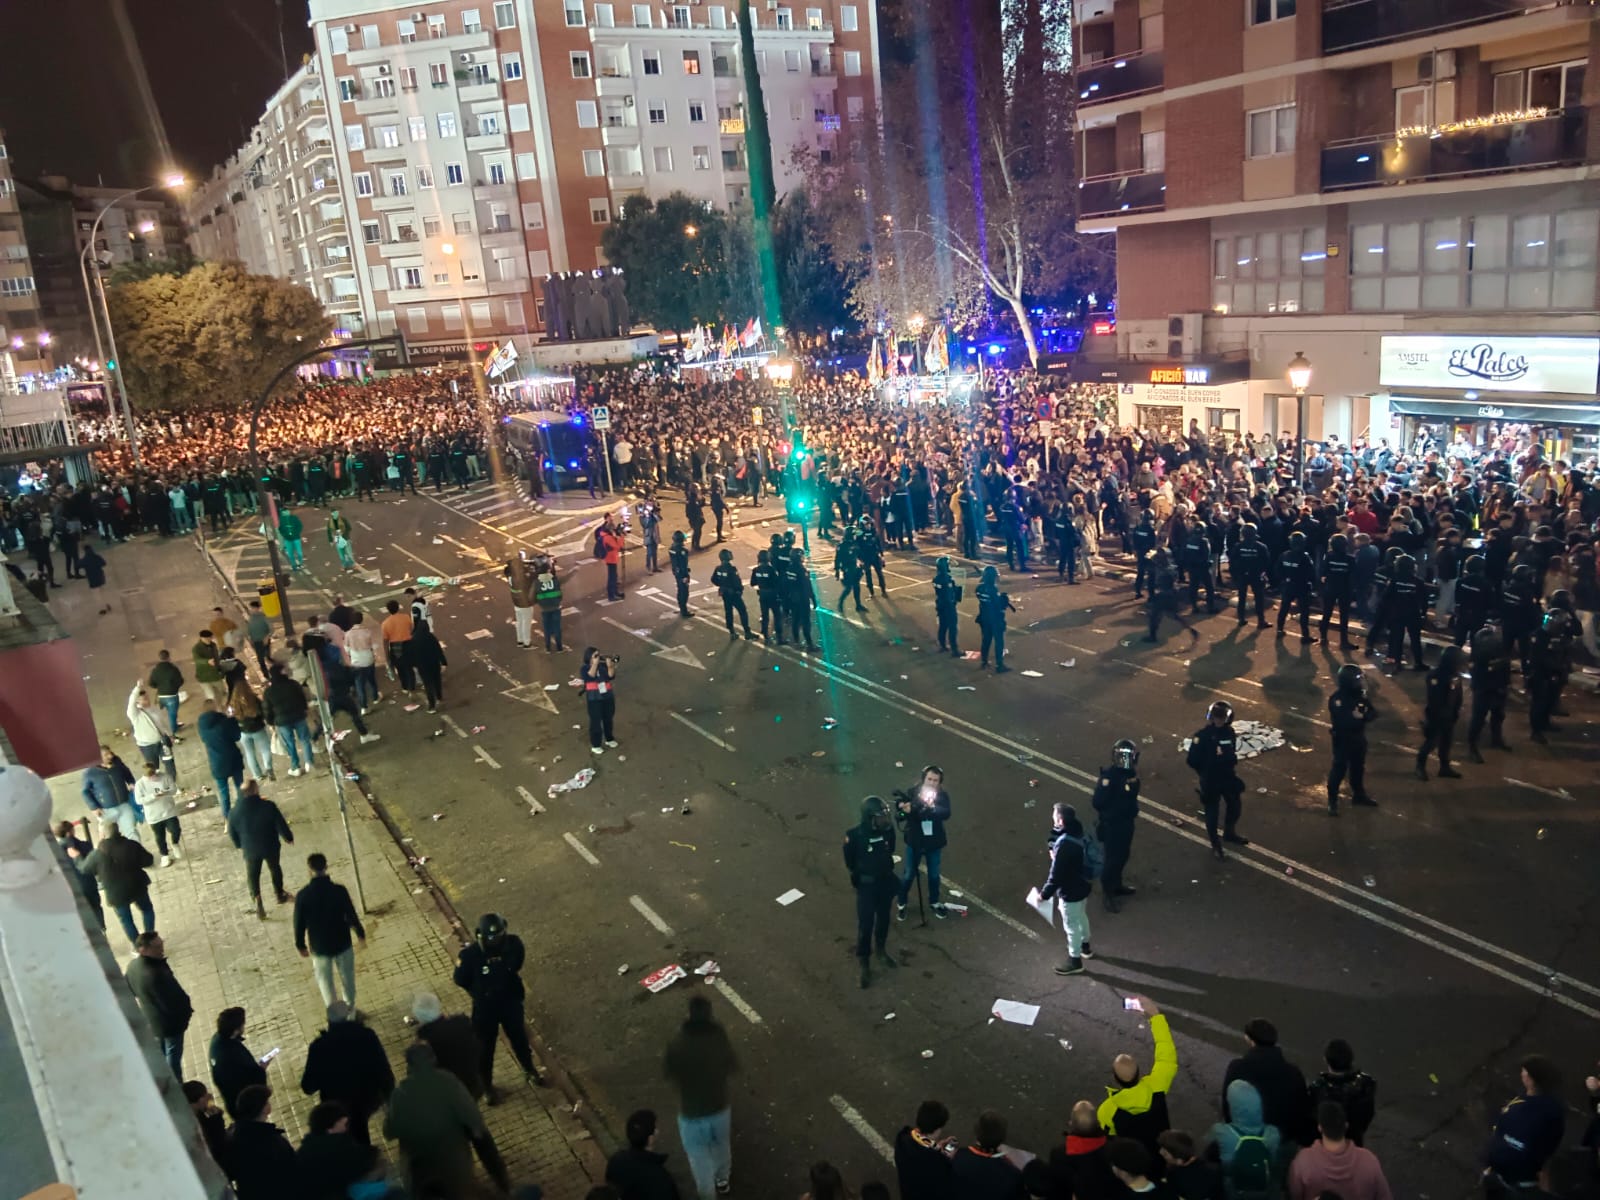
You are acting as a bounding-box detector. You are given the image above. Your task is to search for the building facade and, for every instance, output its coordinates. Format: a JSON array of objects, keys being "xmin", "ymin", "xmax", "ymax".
[
  {"xmin": 285, "ymin": 0, "xmax": 879, "ymax": 359},
  {"xmin": 1076, "ymin": 0, "xmax": 1600, "ymax": 461},
  {"xmin": 0, "ymin": 128, "xmax": 48, "ymax": 387}
]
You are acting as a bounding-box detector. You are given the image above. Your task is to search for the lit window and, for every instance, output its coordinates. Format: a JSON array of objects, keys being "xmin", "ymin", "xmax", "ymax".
[{"xmin": 683, "ymin": 50, "xmax": 701, "ymax": 75}]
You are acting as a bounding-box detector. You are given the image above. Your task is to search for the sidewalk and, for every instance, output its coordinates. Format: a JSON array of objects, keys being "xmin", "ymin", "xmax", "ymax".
[{"xmin": 41, "ymin": 534, "xmax": 603, "ymax": 1199}]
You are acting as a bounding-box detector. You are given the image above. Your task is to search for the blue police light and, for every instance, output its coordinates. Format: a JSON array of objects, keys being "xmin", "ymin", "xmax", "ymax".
[
  {"xmin": 966, "ymin": 347, "xmax": 978, "ymax": 356},
  {"xmin": 569, "ymin": 459, "xmax": 580, "ymax": 468},
  {"xmin": 543, "ymin": 459, "xmax": 553, "ymax": 469},
  {"xmin": 572, "ymin": 415, "xmax": 584, "ymax": 425},
  {"xmin": 988, "ymin": 344, "xmax": 1003, "ymax": 355}
]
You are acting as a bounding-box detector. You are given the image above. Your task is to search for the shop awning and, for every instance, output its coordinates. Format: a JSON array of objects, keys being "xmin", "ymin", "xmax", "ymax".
[{"xmin": 1386, "ymin": 393, "xmax": 1600, "ymax": 426}]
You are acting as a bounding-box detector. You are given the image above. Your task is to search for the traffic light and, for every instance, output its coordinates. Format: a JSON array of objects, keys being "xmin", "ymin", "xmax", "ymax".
[{"xmin": 104, "ymin": 359, "xmax": 116, "ymax": 371}]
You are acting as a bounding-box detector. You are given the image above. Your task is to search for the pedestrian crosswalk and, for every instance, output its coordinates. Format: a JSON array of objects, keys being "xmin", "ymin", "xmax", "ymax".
[{"xmin": 421, "ymin": 477, "xmax": 617, "ymax": 558}]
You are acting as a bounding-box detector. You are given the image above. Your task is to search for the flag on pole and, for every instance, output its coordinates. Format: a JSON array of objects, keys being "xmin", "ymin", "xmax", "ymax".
[
  {"xmin": 741, "ymin": 317, "xmax": 763, "ymax": 349},
  {"xmin": 867, "ymin": 336, "xmax": 882, "ymax": 386},
  {"xmin": 925, "ymin": 324, "xmax": 949, "ymax": 373},
  {"xmin": 722, "ymin": 325, "xmax": 739, "ymax": 358}
]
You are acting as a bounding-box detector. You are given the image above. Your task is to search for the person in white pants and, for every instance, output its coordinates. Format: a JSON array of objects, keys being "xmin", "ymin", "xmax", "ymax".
[
  {"xmin": 506, "ymin": 553, "xmax": 536, "ymax": 648},
  {"xmin": 1038, "ymin": 801, "xmax": 1095, "ymax": 977}
]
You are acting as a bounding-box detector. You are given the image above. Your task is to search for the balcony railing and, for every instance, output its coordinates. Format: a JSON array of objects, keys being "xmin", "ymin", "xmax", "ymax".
[
  {"xmin": 1321, "ymin": 106, "xmax": 1589, "ymax": 192},
  {"xmin": 1077, "ymin": 47, "xmax": 1164, "ymax": 105},
  {"xmin": 1322, "ymin": 0, "xmax": 1559, "ymax": 54},
  {"xmin": 1077, "ymin": 168, "xmax": 1165, "ymax": 217}
]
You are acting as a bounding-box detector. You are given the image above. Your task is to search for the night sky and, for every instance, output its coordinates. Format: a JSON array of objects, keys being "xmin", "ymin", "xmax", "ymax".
[{"xmin": 0, "ymin": 0, "xmax": 313, "ymax": 186}]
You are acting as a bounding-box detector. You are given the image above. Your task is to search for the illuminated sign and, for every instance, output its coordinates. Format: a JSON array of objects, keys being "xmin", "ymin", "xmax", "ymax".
[
  {"xmin": 1379, "ymin": 335, "xmax": 1600, "ymax": 396},
  {"xmin": 719, "ymin": 118, "xmax": 746, "ymax": 134},
  {"xmin": 1090, "ymin": 319, "xmax": 1114, "ymax": 336},
  {"xmin": 1148, "ymin": 365, "xmax": 1210, "ymax": 385}
]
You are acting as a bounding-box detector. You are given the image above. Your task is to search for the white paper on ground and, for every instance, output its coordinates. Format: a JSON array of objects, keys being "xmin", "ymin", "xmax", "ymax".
[
  {"xmin": 775, "ymin": 888, "xmax": 805, "ymax": 906},
  {"xmin": 464, "ymin": 629, "xmax": 493, "ymax": 640},
  {"xmin": 1024, "ymin": 887, "xmax": 1055, "ymax": 926},
  {"xmin": 991, "ymin": 999, "xmax": 1041, "ymax": 1027}
]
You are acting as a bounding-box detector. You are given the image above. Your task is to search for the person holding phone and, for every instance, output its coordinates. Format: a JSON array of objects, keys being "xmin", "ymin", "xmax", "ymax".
[
  {"xmin": 1097, "ymin": 994, "xmax": 1178, "ymax": 1156},
  {"xmin": 894, "ymin": 766, "xmax": 952, "ymax": 921},
  {"xmin": 582, "ymin": 647, "xmax": 620, "ymax": 754},
  {"xmin": 209, "ymin": 1005, "xmax": 269, "ymax": 1119}
]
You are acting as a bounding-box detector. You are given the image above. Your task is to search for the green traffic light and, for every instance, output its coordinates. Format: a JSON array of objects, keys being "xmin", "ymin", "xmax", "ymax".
[{"xmin": 105, "ymin": 359, "xmax": 116, "ymax": 370}]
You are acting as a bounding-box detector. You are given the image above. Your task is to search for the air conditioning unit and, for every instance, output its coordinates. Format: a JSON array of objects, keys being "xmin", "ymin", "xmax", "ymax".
[
  {"xmin": 624, "ymin": 95, "xmax": 635, "ymax": 105},
  {"xmin": 1417, "ymin": 50, "xmax": 1456, "ymax": 80},
  {"xmin": 1166, "ymin": 312, "xmax": 1203, "ymax": 359},
  {"xmin": 460, "ymin": 52, "xmax": 475, "ymax": 63},
  {"xmin": 411, "ymin": 10, "xmax": 426, "ymax": 19},
  {"xmin": 343, "ymin": 24, "xmax": 358, "ymax": 32},
  {"xmin": 377, "ymin": 64, "xmax": 392, "ymax": 75}
]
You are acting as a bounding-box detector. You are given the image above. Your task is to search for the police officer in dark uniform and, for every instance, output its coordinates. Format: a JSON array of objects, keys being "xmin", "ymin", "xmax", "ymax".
[
  {"xmin": 452, "ymin": 913, "xmax": 546, "ymax": 1099},
  {"xmin": 1326, "ymin": 663, "xmax": 1378, "ymax": 815},
  {"xmin": 1231, "ymin": 524, "xmax": 1272, "ymax": 628},
  {"xmin": 842, "ymin": 796, "xmax": 898, "ymax": 989},
  {"xmin": 1182, "ymin": 519, "xmax": 1217, "ymax": 613},
  {"xmin": 1144, "ymin": 548, "xmax": 1195, "ymax": 643},
  {"xmin": 975, "ymin": 565, "xmax": 1016, "ymax": 673},
  {"xmin": 1275, "ymin": 530, "xmax": 1316, "ymax": 642},
  {"xmin": 1466, "ymin": 623, "xmax": 1512, "ymax": 762},
  {"xmin": 1500, "ymin": 563, "xmax": 1541, "ymax": 673},
  {"xmin": 750, "ymin": 549, "xmax": 784, "ymax": 644},
  {"xmin": 668, "ymin": 531, "xmax": 692, "ymax": 617},
  {"xmin": 1130, "ymin": 512, "xmax": 1157, "ymax": 597},
  {"xmin": 1414, "ymin": 646, "xmax": 1465, "ymax": 781},
  {"xmin": 835, "ymin": 528, "xmax": 868, "ymax": 613},
  {"xmin": 1528, "ymin": 592, "xmax": 1577, "ymax": 743},
  {"xmin": 1051, "ymin": 500, "xmax": 1081, "ymax": 584},
  {"xmin": 427, "ymin": 442, "xmax": 448, "ymax": 492},
  {"xmin": 783, "ymin": 547, "xmax": 818, "ymax": 650},
  {"xmin": 1452, "ymin": 555, "xmax": 1491, "ymax": 646},
  {"xmin": 1001, "ymin": 486, "xmax": 1029, "ymax": 573},
  {"xmin": 857, "ymin": 519, "xmax": 887, "ymax": 595},
  {"xmin": 1317, "ymin": 532, "xmax": 1357, "ymax": 648},
  {"xmin": 1383, "ymin": 554, "xmax": 1427, "ymax": 670},
  {"xmin": 933, "ymin": 557, "xmax": 962, "ymax": 656},
  {"xmin": 1186, "ymin": 701, "xmax": 1248, "ymax": 859},
  {"xmin": 711, "ymin": 549, "xmax": 754, "ymax": 639},
  {"xmin": 1092, "ymin": 739, "xmax": 1140, "ymax": 912}
]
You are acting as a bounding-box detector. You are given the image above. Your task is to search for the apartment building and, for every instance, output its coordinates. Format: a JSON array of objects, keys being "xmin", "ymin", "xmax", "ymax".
[
  {"xmin": 0, "ymin": 128, "xmax": 48, "ymax": 387},
  {"xmin": 1074, "ymin": 0, "xmax": 1600, "ymax": 461},
  {"xmin": 187, "ymin": 64, "xmax": 366, "ymax": 333},
  {"xmin": 301, "ymin": 0, "xmax": 879, "ymax": 360}
]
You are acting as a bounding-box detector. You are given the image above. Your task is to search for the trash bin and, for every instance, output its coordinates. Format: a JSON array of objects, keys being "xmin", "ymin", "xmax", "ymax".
[{"xmin": 258, "ymin": 580, "xmax": 281, "ymax": 619}]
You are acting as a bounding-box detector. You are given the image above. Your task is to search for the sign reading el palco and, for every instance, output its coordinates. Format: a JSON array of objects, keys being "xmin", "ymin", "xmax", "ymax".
[{"xmin": 1379, "ymin": 335, "xmax": 1600, "ymax": 396}]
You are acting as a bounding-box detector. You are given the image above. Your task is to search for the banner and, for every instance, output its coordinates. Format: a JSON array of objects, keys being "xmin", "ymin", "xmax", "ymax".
[{"xmin": 925, "ymin": 324, "xmax": 949, "ymax": 374}]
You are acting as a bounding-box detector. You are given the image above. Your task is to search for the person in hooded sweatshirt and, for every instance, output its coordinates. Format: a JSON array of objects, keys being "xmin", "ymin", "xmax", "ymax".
[
  {"xmin": 1223, "ymin": 1018, "xmax": 1312, "ymax": 1146},
  {"xmin": 1482, "ymin": 1055, "xmax": 1566, "ymax": 1193},
  {"xmin": 1046, "ymin": 1099, "xmax": 1119, "ymax": 1200},
  {"xmin": 1206, "ymin": 1080, "xmax": 1283, "ymax": 1196}
]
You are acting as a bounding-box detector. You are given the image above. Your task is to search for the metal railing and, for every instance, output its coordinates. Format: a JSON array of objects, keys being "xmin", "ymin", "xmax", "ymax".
[
  {"xmin": 1077, "ymin": 168, "xmax": 1166, "ymax": 216},
  {"xmin": 1077, "ymin": 47, "xmax": 1164, "ymax": 104},
  {"xmin": 1321, "ymin": 106, "xmax": 1589, "ymax": 191},
  {"xmin": 1322, "ymin": 0, "xmax": 1561, "ymax": 53}
]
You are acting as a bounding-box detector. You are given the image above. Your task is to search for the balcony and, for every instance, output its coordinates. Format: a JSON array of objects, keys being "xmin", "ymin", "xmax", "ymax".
[
  {"xmin": 293, "ymin": 98, "xmax": 326, "ymax": 127},
  {"xmin": 1322, "ymin": 0, "xmax": 1559, "ymax": 54},
  {"xmin": 602, "ymin": 121, "xmax": 641, "ymax": 146},
  {"xmin": 1077, "ymin": 168, "xmax": 1165, "ymax": 217},
  {"xmin": 1077, "ymin": 48, "xmax": 1164, "ymax": 105},
  {"xmin": 458, "ymin": 80, "xmax": 500, "ymax": 103},
  {"xmin": 313, "ymin": 216, "xmax": 347, "ymax": 238},
  {"xmin": 596, "ymin": 71, "xmax": 634, "ymax": 95},
  {"xmin": 465, "ymin": 131, "xmax": 508, "ymax": 152},
  {"xmin": 1321, "ymin": 107, "xmax": 1589, "ymax": 192}
]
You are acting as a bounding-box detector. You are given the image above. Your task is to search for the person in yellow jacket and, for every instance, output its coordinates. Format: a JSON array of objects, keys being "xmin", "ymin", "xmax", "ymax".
[{"xmin": 1097, "ymin": 993, "xmax": 1178, "ymax": 1154}]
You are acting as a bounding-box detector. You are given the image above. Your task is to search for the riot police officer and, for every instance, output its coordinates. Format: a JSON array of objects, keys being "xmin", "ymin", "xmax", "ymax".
[
  {"xmin": 1231, "ymin": 524, "xmax": 1272, "ymax": 629},
  {"xmin": 1529, "ymin": 592, "xmax": 1577, "ymax": 743},
  {"xmin": 668, "ymin": 530, "xmax": 693, "ymax": 617},
  {"xmin": 1182, "ymin": 519, "xmax": 1217, "ymax": 613},
  {"xmin": 1051, "ymin": 500, "xmax": 1081, "ymax": 584},
  {"xmin": 835, "ymin": 528, "xmax": 868, "ymax": 613},
  {"xmin": 933, "ymin": 557, "xmax": 963, "ymax": 656},
  {"xmin": 1415, "ymin": 646, "xmax": 1465, "ymax": 781},
  {"xmin": 1501, "ymin": 563, "xmax": 1541, "ymax": 673},
  {"xmin": 1317, "ymin": 533, "xmax": 1357, "ymax": 649},
  {"xmin": 1452, "ymin": 554, "xmax": 1492, "ymax": 647},
  {"xmin": 1145, "ymin": 548, "xmax": 1195, "ymax": 643},
  {"xmin": 1466, "ymin": 623, "xmax": 1511, "ymax": 761},
  {"xmin": 750, "ymin": 549, "xmax": 784, "ymax": 644},
  {"xmin": 857, "ymin": 519, "xmax": 888, "ymax": 595},
  {"xmin": 842, "ymin": 796, "xmax": 898, "ymax": 989},
  {"xmin": 975, "ymin": 565, "xmax": 1017, "ymax": 673},
  {"xmin": 452, "ymin": 913, "xmax": 545, "ymax": 1098},
  {"xmin": 1275, "ymin": 530, "xmax": 1316, "ymax": 642},
  {"xmin": 1092, "ymin": 739, "xmax": 1140, "ymax": 913},
  {"xmin": 783, "ymin": 547, "xmax": 818, "ymax": 651},
  {"xmin": 1327, "ymin": 663, "xmax": 1378, "ymax": 814},
  {"xmin": 711, "ymin": 549, "xmax": 754, "ymax": 639},
  {"xmin": 1131, "ymin": 511, "xmax": 1157, "ymax": 597},
  {"xmin": 1383, "ymin": 555, "xmax": 1426, "ymax": 670},
  {"xmin": 1186, "ymin": 701, "xmax": 1248, "ymax": 859}
]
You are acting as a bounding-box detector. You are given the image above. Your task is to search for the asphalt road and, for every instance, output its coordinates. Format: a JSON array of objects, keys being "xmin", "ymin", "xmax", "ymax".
[{"xmin": 219, "ymin": 476, "xmax": 1600, "ymax": 1198}]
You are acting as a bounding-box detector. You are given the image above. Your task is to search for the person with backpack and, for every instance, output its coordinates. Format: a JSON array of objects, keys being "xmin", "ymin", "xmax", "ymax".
[
  {"xmin": 1306, "ymin": 1039, "xmax": 1377, "ymax": 1147},
  {"xmin": 535, "ymin": 557, "xmax": 566, "ymax": 652},
  {"xmin": 1037, "ymin": 801, "xmax": 1099, "ymax": 977},
  {"xmin": 1207, "ymin": 1079, "xmax": 1282, "ymax": 1200}
]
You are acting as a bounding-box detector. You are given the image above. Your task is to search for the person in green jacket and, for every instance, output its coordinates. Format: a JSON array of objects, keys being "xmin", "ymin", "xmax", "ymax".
[
  {"xmin": 327, "ymin": 509, "xmax": 355, "ymax": 570},
  {"xmin": 1097, "ymin": 993, "xmax": 1178, "ymax": 1155},
  {"xmin": 192, "ymin": 630, "xmax": 224, "ymax": 703},
  {"xmin": 279, "ymin": 509, "xmax": 305, "ymax": 571}
]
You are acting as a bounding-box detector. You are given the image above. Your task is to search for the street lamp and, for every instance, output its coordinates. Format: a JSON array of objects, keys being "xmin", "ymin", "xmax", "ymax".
[
  {"xmin": 79, "ymin": 171, "xmax": 187, "ymax": 466},
  {"xmin": 1287, "ymin": 350, "xmax": 1313, "ymax": 489}
]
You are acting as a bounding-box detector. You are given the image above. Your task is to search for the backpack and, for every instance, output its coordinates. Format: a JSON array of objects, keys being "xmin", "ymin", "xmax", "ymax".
[
  {"xmin": 1226, "ymin": 1133, "xmax": 1274, "ymax": 1200},
  {"xmin": 593, "ymin": 528, "xmax": 606, "ymax": 560},
  {"xmin": 1061, "ymin": 832, "xmax": 1104, "ymax": 881}
]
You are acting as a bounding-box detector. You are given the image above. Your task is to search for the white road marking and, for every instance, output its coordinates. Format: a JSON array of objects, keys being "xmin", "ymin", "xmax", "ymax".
[
  {"xmin": 563, "ymin": 832, "xmax": 600, "ymax": 866},
  {"xmin": 438, "ymin": 714, "xmax": 470, "ymax": 739},
  {"xmin": 474, "ymin": 745, "xmax": 502, "ymax": 770},
  {"xmin": 437, "ymin": 533, "xmax": 494, "ymax": 561},
  {"xmin": 710, "ymin": 976, "xmax": 764, "ymax": 1025},
  {"xmin": 603, "ymin": 616, "xmax": 707, "ymax": 669},
  {"xmin": 356, "ymin": 520, "xmax": 374, "ymax": 531},
  {"xmin": 670, "ymin": 712, "xmax": 736, "ymax": 752},
  {"xmin": 940, "ymin": 875, "xmax": 1041, "ymax": 941},
  {"xmin": 829, "ymin": 1095, "xmax": 894, "ymax": 1163},
  {"xmin": 1504, "ymin": 777, "xmax": 1575, "ymax": 801},
  {"xmin": 389, "ymin": 542, "xmax": 452, "ymax": 575},
  {"xmin": 628, "ymin": 894, "xmax": 675, "ymax": 936},
  {"xmin": 516, "ymin": 785, "xmax": 546, "ymax": 814}
]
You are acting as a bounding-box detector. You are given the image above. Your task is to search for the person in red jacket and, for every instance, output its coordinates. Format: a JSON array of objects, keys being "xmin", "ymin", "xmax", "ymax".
[{"xmin": 599, "ymin": 514, "xmax": 626, "ymax": 601}]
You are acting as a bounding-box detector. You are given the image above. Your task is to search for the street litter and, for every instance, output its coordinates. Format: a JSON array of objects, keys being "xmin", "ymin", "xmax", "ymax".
[
  {"xmin": 1059, "ymin": 1039, "xmax": 1073, "ymax": 1051},
  {"xmin": 693, "ymin": 960, "xmax": 720, "ymax": 977},
  {"xmin": 921, "ymin": 1050, "xmax": 935, "ymax": 1059},
  {"xmin": 1020, "ymin": 670, "xmax": 1044, "ymax": 678},
  {"xmin": 963, "ymin": 651, "xmax": 980, "ymax": 660},
  {"xmin": 884, "ymin": 1012, "xmax": 896, "ymax": 1021},
  {"xmin": 822, "ymin": 717, "xmax": 838, "ymax": 730},
  {"xmin": 344, "ymin": 772, "xmax": 360, "ymax": 781},
  {"xmin": 432, "ymin": 538, "xmax": 445, "ymax": 544},
  {"xmin": 331, "ymin": 729, "xmax": 351, "ymax": 742},
  {"xmin": 957, "ymin": 685, "xmax": 976, "ymax": 691},
  {"xmin": 404, "ymin": 704, "xmax": 421, "ymax": 712},
  {"xmin": 616, "ymin": 964, "xmax": 630, "ymax": 975},
  {"xmin": 669, "ymin": 840, "xmax": 697, "ymax": 851},
  {"xmin": 775, "ymin": 888, "xmax": 805, "ymax": 906},
  {"xmin": 416, "ymin": 576, "xmax": 445, "ymax": 587},
  {"xmin": 942, "ymin": 902, "xmax": 968, "ymax": 915},
  {"xmin": 1364, "ymin": 875, "xmax": 1377, "ymax": 887},
  {"xmin": 640, "ymin": 964, "xmax": 687, "ymax": 993},
  {"xmin": 430, "ymin": 730, "xmax": 445, "ymax": 739},
  {"xmin": 470, "ymin": 725, "xmax": 487, "ymax": 734},
  {"xmin": 430, "ymin": 813, "xmax": 445, "ymax": 821},
  {"xmin": 662, "ymin": 807, "xmax": 676, "ymax": 814},
  {"xmin": 544, "ymin": 684, "xmax": 561, "ymax": 691},
  {"xmin": 548, "ymin": 768, "xmax": 596, "ymax": 797},
  {"xmin": 811, "ymin": 750, "xmax": 826, "ymax": 757},
  {"xmin": 991, "ymin": 999, "xmax": 1041, "ymax": 1027},
  {"xmin": 464, "ymin": 630, "xmax": 493, "ymax": 640},
  {"xmin": 1057, "ymin": 659, "xmax": 1077, "ymax": 669}
]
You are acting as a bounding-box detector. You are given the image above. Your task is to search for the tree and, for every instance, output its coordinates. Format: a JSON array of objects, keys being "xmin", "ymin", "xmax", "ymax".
[
  {"xmin": 106, "ymin": 260, "xmax": 330, "ymax": 410},
  {"xmin": 601, "ymin": 193, "xmax": 734, "ymax": 334},
  {"xmin": 106, "ymin": 247, "xmax": 196, "ymax": 288},
  {"xmin": 770, "ymin": 190, "xmax": 855, "ymax": 340}
]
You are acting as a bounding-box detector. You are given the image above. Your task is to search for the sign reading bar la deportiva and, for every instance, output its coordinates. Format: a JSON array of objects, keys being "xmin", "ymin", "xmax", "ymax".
[{"xmin": 1379, "ymin": 334, "xmax": 1600, "ymax": 396}]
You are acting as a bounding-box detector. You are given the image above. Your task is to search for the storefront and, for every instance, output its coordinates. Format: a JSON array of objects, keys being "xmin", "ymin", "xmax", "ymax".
[
  {"xmin": 1374, "ymin": 334, "xmax": 1600, "ymax": 460},
  {"xmin": 1072, "ymin": 359, "xmax": 1256, "ymax": 437}
]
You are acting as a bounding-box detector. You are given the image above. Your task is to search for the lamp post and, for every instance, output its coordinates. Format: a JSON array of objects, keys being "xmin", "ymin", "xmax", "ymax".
[
  {"xmin": 78, "ymin": 173, "xmax": 186, "ymax": 467},
  {"xmin": 1287, "ymin": 349, "xmax": 1313, "ymax": 491}
]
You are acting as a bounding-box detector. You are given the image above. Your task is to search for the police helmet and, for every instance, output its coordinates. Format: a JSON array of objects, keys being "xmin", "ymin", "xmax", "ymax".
[
  {"xmin": 860, "ymin": 795, "xmax": 889, "ymax": 823},
  {"xmin": 1328, "ymin": 533, "xmax": 1348, "ymax": 554},
  {"xmin": 1436, "ymin": 645, "xmax": 1467, "ymax": 675},
  {"xmin": 1207, "ymin": 700, "xmax": 1234, "ymax": 724},
  {"xmin": 718, "ymin": 549, "xmax": 733, "ymax": 563},
  {"xmin": 1240, "ymin": 523, "xmax": 1259, "ymax": 541},
  {"xmin": 757, "ymin": 549, "xmax": 769, "ymax": 563},
  {"xmin": 935, "ymin": 556, "xmax": 951, "ymax": 574},
  {"xmin": 1110, "ymin": 739, "xmax": 1139, "ymax": 770},
  {"xmin": 1395, "ymin": 554, "xmax": 1417, "ymax": 578},
  {"xmin": 1288, "ymin": 530, "xmax": 1306, "ymax": 549},
  {"xmin": 790, "ymin": 548, "xmax": 804, "ymax": 563},
  {"xmin": 1463, "ymin": 554, "xmax": 1485, "ymax": 576},
  {"xmin": 475, "ymin": 912, "xmax": 507, "ymax": 945},
  {"xmin": 1547, "ymin": 589, "xmax": 1574, "ymax": 612},
  {"xmin": 672, "ymin": 530, "xmax": 686, "ymax": 543},
  {"xmin": 1511, "ymin": 563, "xmax": 1535, "ymax": 585},
  {"xmin": 1336, "ymin": 663, "xmax": 1364, "ymax": 693},
  {"xmin": 1471, "ymin": 624, "xmax": 1503, "ymax": 659}
]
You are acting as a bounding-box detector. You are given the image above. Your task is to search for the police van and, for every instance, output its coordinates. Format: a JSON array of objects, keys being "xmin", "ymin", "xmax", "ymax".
[{"xmin": 502, "ymin": 410, "xmax": 592, "ymax": 490}]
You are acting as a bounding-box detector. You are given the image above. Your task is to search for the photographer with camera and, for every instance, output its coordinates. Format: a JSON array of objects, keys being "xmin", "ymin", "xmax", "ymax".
[
  {"xmin": 581, "ymin": 647, "xmax": 621, "ymax": 755},
  {"xmin": 894, "ymin": 766, "xmax": 952, "ymax": 921}
]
